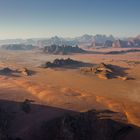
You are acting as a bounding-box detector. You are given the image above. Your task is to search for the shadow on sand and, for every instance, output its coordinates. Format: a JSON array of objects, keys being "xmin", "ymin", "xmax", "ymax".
[
  {"xmin": 82, "ymin": 49, "xmax": 140, "ymax": 55},
  {"xmin": 0, "ymin": 99, "xmax": 140, "ymax": 140},
  {"xmin": 0, "ymin": 68, "xmax": 36, "ymax": 77}
]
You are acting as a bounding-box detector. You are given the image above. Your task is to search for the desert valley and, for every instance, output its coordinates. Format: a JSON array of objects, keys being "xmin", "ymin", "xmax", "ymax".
[
  {"xmin": 0, "ymin": 35, "xmax": 140, "ymax": 139},
  {"xmin": 0, "ymin": 0, "xmax": 140, "ymax": 139}
]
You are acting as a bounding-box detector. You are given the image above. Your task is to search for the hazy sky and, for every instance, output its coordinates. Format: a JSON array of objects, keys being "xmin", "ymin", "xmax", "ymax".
[{"xmin": 0, "ymin": 0, "xmax": 140, "ymax": 39}]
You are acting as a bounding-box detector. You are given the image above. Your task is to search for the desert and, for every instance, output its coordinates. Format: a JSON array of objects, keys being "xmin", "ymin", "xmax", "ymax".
[
  {"xmin": 0, "ymin": 0, "xmax": 140, "ymax": 139},
  {"xmin": 0, "ymin": 47, "xmax": 140, "ymax": 139}
]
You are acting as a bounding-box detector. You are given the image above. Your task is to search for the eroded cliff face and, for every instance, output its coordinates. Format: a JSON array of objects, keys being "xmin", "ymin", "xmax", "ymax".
[{"xmin": 43, "ymin": 45, "xmax": 86, "ymax": 55}]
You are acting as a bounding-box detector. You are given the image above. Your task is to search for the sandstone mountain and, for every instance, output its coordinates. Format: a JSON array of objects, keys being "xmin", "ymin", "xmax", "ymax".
[
  {"xmin": 43, "ymin": 45, "xmax": 86, "ymax": 55},
  {"xmin": 1, "ymin": 44, "xmax": 36, "ymax": 50},
  {"xmin": 41, "ymin": 58, "xmax": 90, "ymax": 68}
]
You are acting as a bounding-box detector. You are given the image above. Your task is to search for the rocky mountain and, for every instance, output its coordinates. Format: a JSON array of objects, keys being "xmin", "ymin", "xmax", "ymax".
[
  {"xmin": 81, "ymin": 35, "xmax": 140, "ymax": 48},
  {"xmin": 81, "ymin": 63, "xmax": 130, "ymax": 80},
  {"xmin": 136, "ymin": 35, "xmax": 140, "ymax": 39},
  {"xmin": 1, "ymin": 44, "xmax": 36, "ymax": 50},
  {"xmin": 41, "ymin": 58, "xmax": 91, "ymax": 68},
  {"xmin": 94, "ymin": 34, "xmax": 115, "ymax": 44},
  {"xmin": 111, "ymin": 39, "xmax": 140, "ymax": 48},
  {"xmin": 0, "ymin": 38, "xmax": 40, "ymax": 46},
  {"xmin": 38, "ymin": 36, "xmax": 65, "ymax": 46},
  {"xmin": 104, "ymin": 40, "xmax": 113, "ymax": 48},
  {"xmin": 0, "ymin": 34, "xmax": 115, "ymax": 47},
  {"xmin": 37, "ymin": 35, "xmax": 94, "ymax": 47},
  {"xmin": 37, "ymin": 36, "xmax": 79, "ymax": 47},
  {"xmin": 75, "ymin": 34, "xmax": 94, "ymax": 43},
  {"xmin": 0, "ymin": 34, "xmax": 140, "ymax": 49},
  {"xmin": 43, "ymin": 45, "xmax": 87, "ymax": 54}
]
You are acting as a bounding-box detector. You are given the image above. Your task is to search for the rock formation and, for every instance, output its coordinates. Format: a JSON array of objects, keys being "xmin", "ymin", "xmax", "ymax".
[
  {"xmin": 104, "ymin": 40, "xmax": 113, "ymax": 48},
  {"xmin": 112, "ymin": 39, "xmax": 140, "ymax": 48},
  {"xmin": 0, "ymin": 67, "xmax": 31, "ymax": 76},
  {"xmin": 81, "ymin": 63, "xmax": 129, "ymax": 80},
  {"xmin": 19, "ymin": 68, "xmax": 30, "ymax": 76},
  {"xmin": 1, "ymin": 44, "xmax": 36, "ymax": 50},
  {"xmin": 0, "ymin": 67, "xmax": 14, "ymax": 75},
  {"xmin": 42, "ymin": 58, "xmax": 86, "ymax": 68},
  {"xmin": 43, "ymin": 45, "xmax": 86, "ymax": 55}
]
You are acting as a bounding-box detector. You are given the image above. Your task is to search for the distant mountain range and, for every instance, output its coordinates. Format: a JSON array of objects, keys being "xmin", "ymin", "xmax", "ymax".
[
  {"xmin": 0, "ymin": 34, "xmax": 116, "ymax": 46},
  {"xmin": 0, "ymin": 34, "xmax": 140, "ymax": 49},
  {"xmin": 34, "ymin": 34, "xmax": 116, "ymax": 47},
  {"xmin": 1, "ymin": 44, "xmax": 36, "ymax": 50}
]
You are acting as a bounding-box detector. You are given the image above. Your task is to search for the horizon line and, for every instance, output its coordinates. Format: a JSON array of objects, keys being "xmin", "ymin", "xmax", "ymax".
[{"xmin": 0, "ymin": 33, "xmax": 139, "ymax": 40}]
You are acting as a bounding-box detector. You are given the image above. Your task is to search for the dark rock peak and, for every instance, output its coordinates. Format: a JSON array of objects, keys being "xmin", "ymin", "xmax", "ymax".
[
  {"xmin": 41, "ymin": 58, "xmax": 85, "ymax": 68},
  {"xmin": 1, "ymin": 44, "xmax": 36, "ymax": 50},
  {"xmin": 43, "ymin": 45, "xmax": 86, "ymax": 55},
  {"xmin": 35, "ymin": 110, "xmax": 138, "ymax": 140}
]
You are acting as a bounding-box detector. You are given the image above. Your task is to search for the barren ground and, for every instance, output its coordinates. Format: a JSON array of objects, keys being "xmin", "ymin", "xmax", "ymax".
[{"xmin": 0, "ymin": 48, "xmax": 140, "ymax": 139}]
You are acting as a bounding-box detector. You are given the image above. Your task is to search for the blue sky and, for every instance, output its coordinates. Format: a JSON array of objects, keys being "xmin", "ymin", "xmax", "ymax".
[{"xmin": 0, "ymin": 0, "xmax": 140, "ymax": 39}]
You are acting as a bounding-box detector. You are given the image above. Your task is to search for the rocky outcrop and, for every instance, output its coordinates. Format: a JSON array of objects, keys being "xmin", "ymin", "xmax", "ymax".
[
  {"xmin": 1, "ymin": 44, "xmax": 36, "ymax": 50},
  {"xmin": 0, "ymin": 67, "xmax": 31, "ymax": 76},
  {"xmin": 0, "ymin": 67, "xmax": 14, "ymax": 75},
  {"xmin": 112, "ymin": 40, "xmax": 122, "ymax": 48},
  {"xmin": 42, "ymin": 58, "xmax": 87, "ymax": 68},
  {"xmin": 43, "ymin": 45, "xmax": 86, "ymax": 55},
  {"xmin": 112, "ymin": 39, "xmax": 140, "ymax": 48},
  {"xmin": 35, "ymin": 110, "xmax": 139, "ymax": 140},
  {"xmin": 104, "ymin": 40, "xmax": 113, "ymax": 48},
  {"xmin": 19, "ymin": 68, "xmax": 30, "ymax": 76},
  {"xmin": 81, "ymin": 63, "xmax": 129, "ymax": 80}
]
